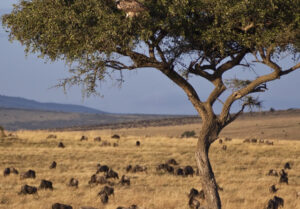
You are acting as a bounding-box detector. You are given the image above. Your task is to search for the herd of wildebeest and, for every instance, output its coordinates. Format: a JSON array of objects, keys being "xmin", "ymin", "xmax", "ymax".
[{"xmin": 1, "ymin": 133, "xmax": 298, "ymax": 209}]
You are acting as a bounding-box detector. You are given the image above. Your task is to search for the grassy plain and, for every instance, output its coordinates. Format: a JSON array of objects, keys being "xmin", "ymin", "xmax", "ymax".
[{"xmin": 1, "ymin": 112, "xmax": 300, "ymax": 209}]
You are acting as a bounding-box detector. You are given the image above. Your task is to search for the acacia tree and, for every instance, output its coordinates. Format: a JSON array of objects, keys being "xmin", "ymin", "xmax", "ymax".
[{"xmin": 2, "ymin": 1, "xmax": 300, "ymax": 208}]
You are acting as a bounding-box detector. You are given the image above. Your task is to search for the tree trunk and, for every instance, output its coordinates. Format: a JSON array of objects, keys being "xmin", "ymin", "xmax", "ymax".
[{"xmin": 195, "ymin": 119, "xmax": 221, "ymax": 209}]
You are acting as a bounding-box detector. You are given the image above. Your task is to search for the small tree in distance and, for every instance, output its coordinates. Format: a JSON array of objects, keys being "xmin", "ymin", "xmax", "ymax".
[{"xmin": 2, "ymin": 1, "xmax": 299, "ymax": 209}]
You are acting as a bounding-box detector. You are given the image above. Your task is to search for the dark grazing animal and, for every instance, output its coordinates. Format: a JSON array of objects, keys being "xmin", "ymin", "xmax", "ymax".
[
  {"xmin": 3, "ymin": 168, "xmax": 10, "ymax": 176},
  {"xmin": 97, "ymin": 165, "xmax": 109, "ymax": 173},
  {"xmin": 68, "ymin": 178, "xmax": 79, "ymax": 188},
  {"xmin": 100, "ymin": 193, "xmax": 109, "ymax": 204},
  {"xmin": 136, "ymin": 141, "xmax": 140, "ymax": 146},
  {"xmin": 52, "ymin": 203, "xmax": 73, "ymax": 209},
  {"xmin": 265, "ymin": 196, "xmax": 284, "ymax": 209},
  {"xmin": 126, "ymin": 165, "xmax": 132, "ymax": 172},
  {"xmin": 267, "ymin": 169, "xmax": 278, "ymax": 177},
  {"xmin": 132, "ymin": 165, "xmax": 147, "ymax": 173},
  {"xmin": 80, "ymin": 136, "xmax": 88, "ymax": 141},
  {"xmin": 94, "ymin": 137, "xmax": 101, "ymax": 142},
  {"xmin": 176, "ymin": 168, "xmax": 184, "ymax": 176},
  {"xmin": 39, "ymin": 179, "xmax": 53, "ymax": 190},
  {"xmin": 279, "ymin": 169, "xmax": 288, "ymax": 184},
  {"xmin": 116, "ymin": 205, "xmax": 138, "ymax": 209},
  {"xmin": 19, "ymin": 185, "xmax": 37, "ymax": 195},
  {"xmin": 50, "ymin": 161, "xmax": 57, "ymax": 169},
  {"xmin": 157, "ymin": 163, "xmax": 174, "ymax": 174},
  {"xmin": 20, "ymin": 169, "xmax": 36, "ymax": 179},
  {"xmin": 166, "ymin": 158, "xmax": 179, "ymax": 165},
  {"xmin": 4, "ymin": 167, "xmax": 19, "ymax": 176},
  {"xmin": 120, "ymin": 175, "xmax": 130, "ymax": 186},
  {"xmin": 111, "ymin": 134, "xmax": 120, "ymax": 139},
  {"xmin": 58, "ymin": 142, "xmax": 65, "ymax": 148},
  {"xmin": 106, "ymin": 169, "xmax": 119, "ymax": 179},
  {"xmin": 284, "ymin": 162, "xmax": 291, "ymax": 169},
  {"xmin": 98, "ymin": 186, "xmax": 114, "ymax": 196},
  {"xmin": 11, "ymin": 167, "xmax": 19, "ymax": 174},
  {"xmin": 184, "ymin": 166, "xmax": 195, "ymax": 176},
  {"xmin": 188, "ymin": 188, "xmax": 205, "ymax": 200},
  {"xmin": 269, "ymin": 185, "xmax": 278, "ymax": 193}
]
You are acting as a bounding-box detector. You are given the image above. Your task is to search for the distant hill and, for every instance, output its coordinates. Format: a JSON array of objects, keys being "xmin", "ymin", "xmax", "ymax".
[{"xmin": 0, "ymin": 95, "xmax": 107, "ymax": 114}]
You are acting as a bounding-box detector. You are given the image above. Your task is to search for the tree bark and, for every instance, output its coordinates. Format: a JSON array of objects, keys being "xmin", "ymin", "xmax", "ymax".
[{"xmin": 195, "ymin": 118, "xmax": 221, "ymax": 209}]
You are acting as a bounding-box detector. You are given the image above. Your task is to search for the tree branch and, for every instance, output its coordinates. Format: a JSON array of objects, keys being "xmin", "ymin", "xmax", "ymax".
[
  {"xmin": 216, "ymin": 48, "xmax": 249, "ymax": 76},
  {"xmin": 206, "ymin": 78, "xmax": 226, "ymax": 106},
  {"xmin": 159, "ymin": 66, "xmax": 207, "ymax": 116}
]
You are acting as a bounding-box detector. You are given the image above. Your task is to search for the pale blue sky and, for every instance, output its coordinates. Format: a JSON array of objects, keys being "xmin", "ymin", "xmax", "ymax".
[{"xmin": 0, "ymin": 1, "xmax": 299, "ymax": 114}]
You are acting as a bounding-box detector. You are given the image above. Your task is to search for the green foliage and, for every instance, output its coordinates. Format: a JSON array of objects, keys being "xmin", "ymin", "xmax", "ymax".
[
  {"xmin": 181, "ymin": 130, "xmax": 196, "ymax": 138},
  {"xmin": 1, "ymin": 0, "xmax": 299, "ymax": 95}
]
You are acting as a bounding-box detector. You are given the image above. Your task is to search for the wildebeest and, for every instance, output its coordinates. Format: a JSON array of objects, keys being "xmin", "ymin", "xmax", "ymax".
[
  {"xmin": 224, "ymin": 137, "xmax": 232, "ymax": 141},
  {"xmin": 101, "ymin": 141, "xmax": 111, "ymax": 146},
  {"xmin": 97, "ymin": 165, "xmax": 109, "ymax": 173},
  {"xmin": 58, "ymin": 142, "xmax": 65, "ymax": 148},
  {"xmin": 279, "ymin": 169, "xmax": 288, "ymax": 184},
  {"xmin": 106, "ymin": 169, "xmax": 119, "ymax": 179},
  {"xmin": 113, "ymin": 142, "xmax": 119, "ymax": 147},
  {"xmin": 89, "ymin": 174, "xmax": 109, "ymax": 185},
  {"xmin": 116, "ymin": 205, "xmax": 138, "ymax": 209},
  {"xmin": 188, "ymin": 188, "xmax": 205, "ymax": 200},
  {"xmin": 219, "ymin": 139, "xmax": 223, "ymax": 144},
  {"xmin": 136, "ymin": 141, "xmax": 140, "ymax": 146},
  {"xmin": 166, "ymin": 158, "xmax": 178, "ymax": 165},
  {"xmin": 111, "ymin": 134, "xmax": 120, "ymax": 139},
  {"xmin": 3, "ymin": 168, "xmax": 10, "ymax": 176},
  {"xmin": 5, "ymin": 167, "xmax": 19, "ymax": 176},
  {"xmin": 98, "ymin": 186, "xmax": 114, "ymax": 196},
  {"xmin": 157, "ymin": 163, "xmax": 174, "ymax": 174},
  {"xmin": 80, "ymin": 136, "xmax": 88, "ymax": 141},
  {"xmin": 100, "ymin": 193, "xmax": 109, "ymax": 204},
  {"xmin": 126, "ymin": 165, "xmax": 132, "ymax": 172},
  {"xmin": 19, "ymin": 185, "xmax": 37, "ymax": 195},
  {"xmin": 52, "ymin": 203, "xmax": 73, "ymax": 209},
  {"xmin": 284, "ymin": 162, "xmax": 291, "ymax": 169},
  {"xmin": 184, "ymin": 166, "xmax": 194, "ymax": 176},
  {"xmin": 251, "ymin": 138, "xmax": 258, "ymax": 143},
  {"xmin": 176, "ymin": 168, "xmax": 184, "ymax": 176},
  {"xmin": 120, "ymin": 175, "xmax": 130, "ymax": 186},
  {"xmin": 222, "ymin": 145, "xmax": 227, "ymax": 151},
  {"xmin": 94, "ymin": 137, "xmax": 101, "ymax": 142},
  {"xmin": 68, "ymin": 178, "xmax": 79, "ymax": 188},
  {"xmin": 265, "ymin": 196, "xmax": 284, "ymax": 209},
  {"xmin": 50, "ymin": 161, "xmax": 57, "ymax": 169},
  {"xmin": 132, "ymin": 165, "xmax": 147, "ymax": 173},
  {"xmin": 39, "ymin": 179, "xmax": 53, "ymax": 190},
  {"xmin": 20, "ymin": 169, "xmax": 36, "ymax": 179},
  {"xmin": 269, "ymin": 185, "xmax": 278, "ymax": 193},
  {"xmin": 267, "ymin": 169, "xmax": 278, "ymax": 177},
  {"xmin": 243, "ymin": 138, "xmax": 251, "ymax": 143},
  {"xmin": 11, "ymin": 167, "xmax": 19, "ymax": 174}
]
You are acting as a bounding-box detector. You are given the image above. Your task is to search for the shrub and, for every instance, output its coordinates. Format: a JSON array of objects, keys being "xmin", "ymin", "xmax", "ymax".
[
  {"xmin": 0, "ymin": 125, "xmax": 6, "ymax": 137},
  {"xmin": 181, "ymin": 130, "xmax": 196, "ymax": 138}
]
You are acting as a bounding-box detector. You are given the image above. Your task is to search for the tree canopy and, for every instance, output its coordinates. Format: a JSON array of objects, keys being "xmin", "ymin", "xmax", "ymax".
[{"xmin": 2, "ymin": 0, "xmax": 299, "ymax": 97}]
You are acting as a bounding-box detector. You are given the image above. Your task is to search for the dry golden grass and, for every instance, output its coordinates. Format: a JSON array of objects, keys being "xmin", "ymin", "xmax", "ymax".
[{"xmin": 1, "ymin": 118, "xmax": 300, "ymax": 209}]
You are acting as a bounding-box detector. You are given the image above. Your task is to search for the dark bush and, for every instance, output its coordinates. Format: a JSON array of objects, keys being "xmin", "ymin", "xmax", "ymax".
[{"xmin": 181, "ymin": 130, "xmax": 196, "ymax": 138}]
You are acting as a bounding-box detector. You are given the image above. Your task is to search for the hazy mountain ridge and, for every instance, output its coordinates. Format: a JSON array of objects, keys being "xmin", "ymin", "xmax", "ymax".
[{"xmin": 0, "ymin": 95, "xmax": 107, "ymax": 114}]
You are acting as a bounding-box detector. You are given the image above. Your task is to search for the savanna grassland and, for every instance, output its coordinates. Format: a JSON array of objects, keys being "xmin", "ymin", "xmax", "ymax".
[{"xmin": 1, "ymin": 111, "xmax": 300, "ymax": 209}]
